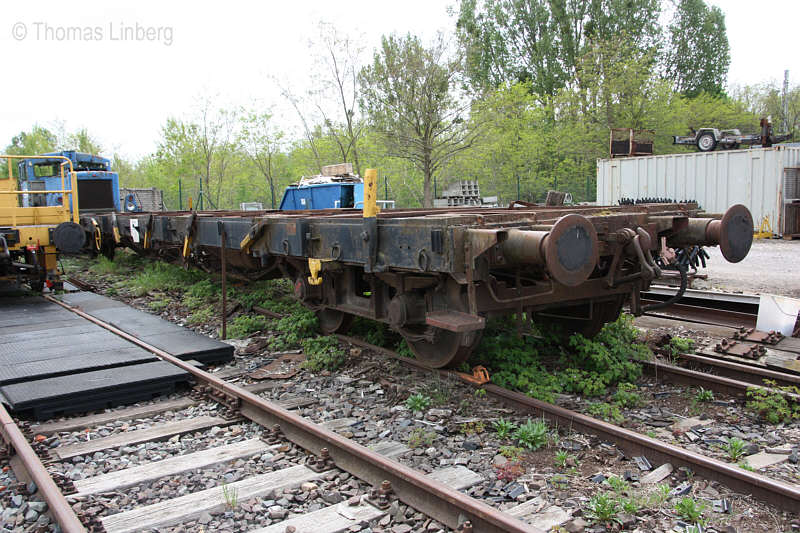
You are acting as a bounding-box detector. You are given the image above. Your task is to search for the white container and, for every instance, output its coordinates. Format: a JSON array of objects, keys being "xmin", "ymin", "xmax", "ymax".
[
  {"xmin": 596, "ymin": 145, "xmax": 800, "ymax": 236},
  {"xmin": 756, "ymin": 294, "xmax": 800, "ymax": 336}
]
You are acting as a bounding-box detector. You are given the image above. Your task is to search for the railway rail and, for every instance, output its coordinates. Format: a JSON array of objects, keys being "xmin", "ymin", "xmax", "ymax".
[
  {"xmin": 3, "ymin": 279, "xmax": 798, "ymax": 532},
  {"xmin": 641, "ymin": 285, "xmax": 759, "ymax": 329},
  {"xmin": 1, "ymin": 294, "xmax": 545, "ymax": 533},
  {"xmin": 337, "ymin": 335, "xmax": 800, "ymax": 514}
]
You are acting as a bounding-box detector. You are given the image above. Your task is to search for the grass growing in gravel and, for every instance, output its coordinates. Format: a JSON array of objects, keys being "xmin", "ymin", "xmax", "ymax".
[
  {"xmin": 224, "ymin": 314, "xmax": 268, "ymax": 339},
  {"xmin": 123, "ymin": 261, "xmax": 206, "ymax": 297},
  {"xmin": 302, "ymin": 335, "xmax": 347, "ymax": 372},
  {"xmin": 586, "ymin": 493, "xmax": 620, "ymax": 524},
  {"xmin": 268, "ymin": 307, "xmax": 319, "ymax": 351},
  {"xmin": 407, "ymin": 428, "xmax": 436, "ymax": 448}
]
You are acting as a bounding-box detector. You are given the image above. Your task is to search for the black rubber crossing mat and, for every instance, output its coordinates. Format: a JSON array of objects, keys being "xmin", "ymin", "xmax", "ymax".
[
  {"xmin": 0, "ymin": 361, "xmax": 191, "ymax": 419},
  {"xmin": 0, "ymin": 323, "xmax": 98, "ymax": 344},
  {"xmin": 90, "ymin": 307, "xmax": 187, "ymax": 336},
  {"xmin": 0, "ymin": 347, "xmax": 158, "ymax": 385},
  {"xmin": 0, "ymin": 317, "xmax": 86, "ymax": 335},
  {"xmin": 0, "ymin": 293, "xmax": 230, "ymax": 419},
  {"xmin": 57, "ymin": 291, "xmax": 128, "ymax": 312},
  {"xmin": 55, "ymin": 292, "xmax": 234, "ymax": 364},
  {"xmin": 136, "ymin": 330, "xmax": 234, "ymax": 363},
  {"xmin": 0, "ymin": 330, "xmax": 133, "ymax": 363}
]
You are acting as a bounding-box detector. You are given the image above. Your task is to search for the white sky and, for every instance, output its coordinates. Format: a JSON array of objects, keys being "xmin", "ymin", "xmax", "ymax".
[{"xmin": 1, "ymin": 0, "xmax": 797, "ymax": 160}]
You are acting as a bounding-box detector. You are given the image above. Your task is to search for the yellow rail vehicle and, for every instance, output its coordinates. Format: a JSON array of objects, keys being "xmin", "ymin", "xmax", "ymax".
[{"xmin": 0, "ymin": 154, "xmax": 85, "ymax": 291}]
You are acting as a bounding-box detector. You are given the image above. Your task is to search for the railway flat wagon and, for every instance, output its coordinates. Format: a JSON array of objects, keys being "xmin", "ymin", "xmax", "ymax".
[{"xmin": 85, "ymin": 171, "xmax": 754, "ymax": 367}]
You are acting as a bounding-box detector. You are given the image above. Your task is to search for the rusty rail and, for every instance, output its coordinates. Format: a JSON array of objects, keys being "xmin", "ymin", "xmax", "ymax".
[
  {"xmin": 673, "ymin": 352, "xmax": 800, "ymax": 389},
  {"xmin": 0, "ymin": 404, "xmax": 85, "ymax": 533},
  {"xmin": 337, "ymin": 334, "xmax": 800, "ymax": 513},
  {"xmin": 42, "ymin": 295, "xmax": 542, "ymax": 533}
]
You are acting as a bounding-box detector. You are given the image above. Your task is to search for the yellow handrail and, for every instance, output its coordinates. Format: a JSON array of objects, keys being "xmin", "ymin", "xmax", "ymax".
[{"xmin": 1, "ymin": 154, "xmax": 79, "ymax": 223}]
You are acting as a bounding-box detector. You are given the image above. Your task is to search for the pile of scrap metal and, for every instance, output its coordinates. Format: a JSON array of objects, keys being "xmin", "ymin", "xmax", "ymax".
[{"xmin": 79, "ymin": 170, "xmax": 754, "ymax": 367}]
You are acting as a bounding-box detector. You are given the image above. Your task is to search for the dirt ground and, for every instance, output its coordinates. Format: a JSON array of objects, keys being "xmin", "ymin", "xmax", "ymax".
[{"xmin": 694, "ymin": 239, "xmax": 800, "ymax": 298}]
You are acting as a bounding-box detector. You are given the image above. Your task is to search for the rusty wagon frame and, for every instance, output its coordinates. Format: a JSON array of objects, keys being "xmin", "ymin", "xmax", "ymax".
[{"xmin": 81, "ymin": 174, "xmax": 753, "ymax": 369}]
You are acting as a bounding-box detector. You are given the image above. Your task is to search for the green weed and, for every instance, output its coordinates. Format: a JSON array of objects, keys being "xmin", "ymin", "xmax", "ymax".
[
  {"xmin": 512, "ymin": 419, "xmax": 548, "ymax": 450},
  {"xmin": 224, "ymin": 314, "xmax": 268, "ymax": 338},
  {"xmin": 187, "ymin": 305, "xmax": 214, "ymax": 326},
  {"xmin": 746, "ymin": 381, "xmax": 800, "ymax": 424},
  {"xmin": 302, "ymin": 335, "xmax": 347, "ymax": 372},
  {"xmin": 674, "ymin": 497, "xmax": 706, "ymax": 523},
  {"xmin": 587, "ymin": 402, "xmax": 624, "ymax": 424},
  {"xmin": 694, "ymin": 387, "xmax": 714, "ymax": 403},
  {"xmin": 725, "ymin": 437, "xmax": 747, "ymax": 462},
  {"xmin": 499, "ymin": 445, "xmax": 524, "ymax": 461},
  {"xmin": 407, "ymin": 428, "xmax": 436, "ymax": 448},
  {"xmin": 586, "ymin": 492, "xmax": 620, "ymax": 524},
  {"xmin": 606, "ymin": 475, "xmax": 630, "ymax": 494},
  {"xmin": 405, "ymin": 393, "xmax": 432, "ymax": 413},
  {"xmin": 493, "ymin": 418, "xmax": 518, "ymax": 440},
  {"xmin": 612, "ymin": 382, "xmax": 642, "ymax": 408},
  {"xmin": 268, "ymin": 307, "xmax": 319, "ymax": 350}
]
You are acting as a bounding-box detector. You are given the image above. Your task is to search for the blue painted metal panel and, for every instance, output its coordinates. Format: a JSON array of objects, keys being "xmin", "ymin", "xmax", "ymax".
[
  {"xmin": 279, "ymin": 182, "xmax": 362, "ymax": 211},
  {"xmin": 16, "ymin": 152, "xmax": 120, "ymax": 211}
]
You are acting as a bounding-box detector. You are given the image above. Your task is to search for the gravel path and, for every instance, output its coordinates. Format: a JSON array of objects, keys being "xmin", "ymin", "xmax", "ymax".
[{"xmin": 698, "ymin": 239, "xmax": 800, "ymax": 298}]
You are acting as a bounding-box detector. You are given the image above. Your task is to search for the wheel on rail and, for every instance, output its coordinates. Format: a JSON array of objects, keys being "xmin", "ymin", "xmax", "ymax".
[
  {"xmin": 402, "ymin": 328, "xmax": 482, "ymax": 368},
  {"xmin": 534, "ymin": 295, "xmax": 625, "ymax": 339},
  {"xmin": 317, "ymin": 308, "xmax": 354, "ymax": 335}
]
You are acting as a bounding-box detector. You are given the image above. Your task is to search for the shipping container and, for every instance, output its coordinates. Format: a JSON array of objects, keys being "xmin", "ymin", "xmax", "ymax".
[{"xmin": 596, "ymin": 146, "xmax": 800, "ymax": 237}]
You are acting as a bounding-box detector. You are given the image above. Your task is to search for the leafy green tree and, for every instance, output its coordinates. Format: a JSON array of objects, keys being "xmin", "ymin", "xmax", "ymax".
[
  {"xmin": 5, "ymin": 125, "xmax": 58, "ymax": 156},
  {"xmin": 455, "ymin": 0, "xmax": 661, "ymax": 99},
  {"xmin": 240, "ymin": 109, "xmax": 285, "ymax": 209},
  {"xmin": 359, "ymin": 33, "xmax": 479, "ymax": 207},
  {"xmin": 664, "ymin": 0, "xmax": 730, "ymax": 97}
]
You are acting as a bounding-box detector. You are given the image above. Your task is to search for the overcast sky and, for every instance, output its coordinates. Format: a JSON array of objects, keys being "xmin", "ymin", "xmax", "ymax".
[{"xmin": 2, "ymin": 0, "xmax": 797, "ymax": 160}]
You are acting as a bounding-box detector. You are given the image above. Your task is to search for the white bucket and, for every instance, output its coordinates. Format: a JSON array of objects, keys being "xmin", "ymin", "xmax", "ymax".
[{"xmin": 756, "ymin": 294, "xmax": 800, "ymax": 336}]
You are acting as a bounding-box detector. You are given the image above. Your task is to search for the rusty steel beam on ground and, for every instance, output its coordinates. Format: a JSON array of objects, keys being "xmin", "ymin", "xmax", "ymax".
[
  {"xmin": 0, "ymin": 404, "xmax": 86, "ymax": 533},
  {"xmin": 43, "ymin": 295, "xmax": 542, "ymax": 533},
  {"xmin": 337, "ymin": 334, "xmax": 800, "ymax": 514},
  {"xmin": 639, "ymin": 360, "xmax": 800, "ymax": 402},
  {"xmin": 642, "ymin": 300, "xmax": 757, "ymax": 329},
  {"xmin": 674, "ymin": 352, "xmax": 800, "ymax": 389}
]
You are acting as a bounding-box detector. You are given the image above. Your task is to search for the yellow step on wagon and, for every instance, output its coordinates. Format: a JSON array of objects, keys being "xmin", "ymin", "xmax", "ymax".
[{"xmin": 0, "ymin": 154, "xmax": 85, "ymax": 291}]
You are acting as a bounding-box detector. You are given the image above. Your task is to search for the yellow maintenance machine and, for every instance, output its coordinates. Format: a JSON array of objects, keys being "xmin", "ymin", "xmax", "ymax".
[{"xmin": 0, "ymin": 154, "xmax": 85, "ymax": 291}]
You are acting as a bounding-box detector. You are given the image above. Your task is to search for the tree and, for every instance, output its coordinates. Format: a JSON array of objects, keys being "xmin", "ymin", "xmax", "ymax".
[
  {"xmin": 309, "ymin": 22, "xmax": 366, "ymax": 175},
  {"xmin": 664, "ymin": 0, "xmax": 730, "ymax": 97},
  {"xmin": 240, "ymin": 109, "xmax": 285, "ymax": 209},
  {"xmin": 359, "ymin": 33, "xmax": 479, "ymax": 207},
  {"xmin": 65, "ymin": 128, "xmax": 103, "ymax": 154},
  {"xmin": 455, "ymin": 0, "xmax": 661, "ymax": 99},
  {"xmin": 5, "ymin": 125, "xmax": 58, "ymax": 156}
]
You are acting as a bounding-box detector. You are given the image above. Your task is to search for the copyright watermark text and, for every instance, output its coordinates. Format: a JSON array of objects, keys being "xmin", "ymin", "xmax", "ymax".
[{"xmin": 11, "ymin": 21, "xmax": 174, "ymax": 46}]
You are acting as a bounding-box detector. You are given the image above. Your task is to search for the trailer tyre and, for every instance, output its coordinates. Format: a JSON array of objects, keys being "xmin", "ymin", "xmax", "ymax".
[{"xmin": 696, "ymin": 132, "xmax": 717, "ymax": 152}]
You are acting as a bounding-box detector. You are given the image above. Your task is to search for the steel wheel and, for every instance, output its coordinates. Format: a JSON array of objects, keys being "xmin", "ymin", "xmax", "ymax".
[
  {"xmin": 404, "ymin": 329, "xmax": 482, "ymax": 368},
  {"xmin": 317, "ymin": 308, "xmax": 354, "ymax": 335}
]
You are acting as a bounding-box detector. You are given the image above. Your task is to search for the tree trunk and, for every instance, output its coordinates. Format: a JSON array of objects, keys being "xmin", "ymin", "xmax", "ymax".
[{"xmin": 423, "ymin": 160, "xmax": 433, "ymax": 208}]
